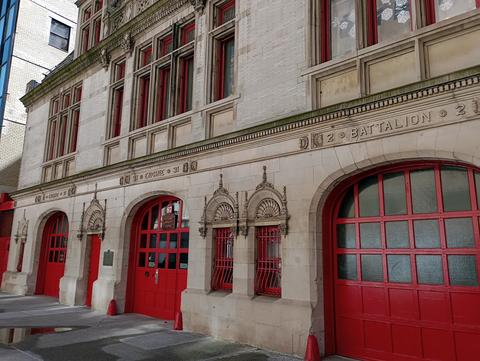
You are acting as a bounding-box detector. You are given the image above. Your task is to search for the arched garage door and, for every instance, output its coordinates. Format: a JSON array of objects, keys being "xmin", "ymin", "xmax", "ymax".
[
  {"xmin": 126, "ymin": 196, "xmax": 189, "ymax": 320},
  {"xmin": 36, "ymin": 212, "xmax": 69, "ymax": 298},
  {"xmin": 326, "ymin": 162, "xmax": 480, "ymax": 361}
]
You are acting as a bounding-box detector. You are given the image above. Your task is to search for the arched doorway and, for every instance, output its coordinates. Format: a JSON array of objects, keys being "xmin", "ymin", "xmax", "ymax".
[
  {"xmin": 36, "ymin": 212, "xmax": 69, "ymax": 298},
  {"xmin": 324, "ymin": 162, "xmax": 480, "ymax": 361},
  {"xmin": 126, "ymin": 196, "xmax": 189, "ymax": 320}
]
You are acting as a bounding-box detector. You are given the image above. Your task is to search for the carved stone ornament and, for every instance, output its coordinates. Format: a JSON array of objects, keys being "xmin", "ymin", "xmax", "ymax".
[
  {"xmin": 190, "ymin": 0, "xmax": 206, "ymax": 13},
  {"xmin": 77, "ymin": 185, "xmax": 107, "ymax": 240},
  {"xmin": 199, "ymin": 174, "xmax": 239, "ymax": 238},
  {"xmin": 244, "ymin": 166, "xmax": 290, "ymax": 236},
  {"xmin": 100, "ymin": 48, "xmax": 111, "ymax": 69},
  {"xmin": 14, "ymin": 210, "xmax": 29, "ymax": 244},
  {"xmin": 120, "ymin": 32, "xmax": 134, "ymax": 54}
]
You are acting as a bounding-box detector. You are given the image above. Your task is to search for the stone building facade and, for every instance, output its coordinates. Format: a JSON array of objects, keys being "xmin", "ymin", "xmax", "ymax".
[{"xmin": 3, "ymin": 0, "xmax": 480, "ymax": 359}]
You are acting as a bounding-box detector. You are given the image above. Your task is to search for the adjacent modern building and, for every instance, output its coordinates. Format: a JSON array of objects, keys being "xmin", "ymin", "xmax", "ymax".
[
  {"xmin": 2, "ymin": 0, "xmax": 480, "ymax": 360},
  {"xmin": 0, "ymin": 0, "xmax": 77, "ymax": 193}
]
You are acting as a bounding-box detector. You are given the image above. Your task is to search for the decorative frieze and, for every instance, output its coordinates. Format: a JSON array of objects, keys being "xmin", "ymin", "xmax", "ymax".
[
  {"xmin": 300, "ymin": 97, "xmax": 480, "ymax": 151},
  {"xmin": 119, "ymin": 161, "xmax": 198, "ymax": 186},
  {"xmin": 34, "ymin": 185, "xmax": 76, "ymax": 204}
]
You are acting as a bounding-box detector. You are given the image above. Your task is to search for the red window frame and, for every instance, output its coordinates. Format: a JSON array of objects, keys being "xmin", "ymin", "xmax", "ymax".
[
  {"xmin": 137, "ymin": 75, "xmax": 150, "ymax": 129},
  {"xmin": 155, "ymin": 67, "xmax": 170, "ymax": 122},
  {"xmin": 424, "ymin": 0, "xmax": 480, "ymax": 25},
  {"xmin": 211, "ymin": 228, "xmax": 234, "ymax": 291},
  {"xmin": 93, "ymin": 18, "xmax": 101, "ymax": 46},
  {"xmin": 112, "ymin": 87, "xmax": 124, "ymax": 137},
  {"xmin": 81, "ymin": 27, "xmax": 90, "ymax": 54},
  {"xmin": 217, "ymin": 0, "xmax": 235, "ymax": 26},
  {"xmin": 178, "ymin": 56, "xmax": 194, "ymax": 114},
  {"xmin": 57, "ymin": 115, "xmax": 68, "ymax": 157},
  {"xmin": 323, "ymin": 161, "xmax": 480, "ymax": 355},
  {"xmin": 83, "ymin": 7, "xmax": 92, "ymax": 23},
  {"xmin": 158, "ymin": 34, "xmax": 173, "ymax": 57},
  {"xmin": 140, "ymin": 46, "xmax": 153, "ymax": 68},
  {"xmin": 94, "ymin": 0, "xmax": 103, "ymax": 13},
  {"xmin": 115, "ymin": 61, "xmax": 126, "ymax": 81},
  {"xmin": 74, "ymin": 86, "xmax": 82, "ymax": 103},
  {"xmin": 255, "ymin": 226, "xmax": 281, "ymax": 297},
  {"xmin": 181, "ymin": 22, "xmax": 195, "ymax": 46},
  {"xmin": 70, "ymin": 109, "xmax": 80, "ymax": 153},
  {"xmin": 216, "ymin": 35, "xmax": 234, "ymax": 101}
]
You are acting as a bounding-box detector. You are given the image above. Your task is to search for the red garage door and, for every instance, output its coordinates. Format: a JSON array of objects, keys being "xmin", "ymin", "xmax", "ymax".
[
  {"xmin": 36, "ymin": 212, "xmax": 68, "ymax": 298},
  {"xmin": 326, "ymin": 163, "xmax": 480, "ymax": 361},
  {"xmin": 126, "ymin": 196, "xmax": 189, "ymax": 320}
]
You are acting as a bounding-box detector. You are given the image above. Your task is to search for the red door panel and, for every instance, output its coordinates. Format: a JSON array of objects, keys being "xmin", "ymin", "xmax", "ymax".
[
  {"xmin": 0, "ymin": 237, "xmax": 9, "ymax": 285},
  {"xmin": 36, "ymin": 213, "xmax": 68, "ymax": 298},
  {"xmin": 126, "ymin": 197, "xmax": 189, "ymax": 320},
  {"xmin": 326, "ymin": 163, "xmax": 480, "ymax": 361},
  {"xmin": 86, "ymin": 235, "xmax": 101, "ymax": 307}
]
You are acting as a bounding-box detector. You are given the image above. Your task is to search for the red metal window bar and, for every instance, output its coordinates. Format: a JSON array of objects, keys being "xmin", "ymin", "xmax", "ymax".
[
  {"xmin": 255, "ymin": 226, "xmax": 281, "ymax": 297},
  {"xmin": 211, "ymin": 228, "xmax": 234, "ymax": 291}
]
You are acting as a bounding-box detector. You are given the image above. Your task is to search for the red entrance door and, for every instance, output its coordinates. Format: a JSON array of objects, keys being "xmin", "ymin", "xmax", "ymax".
[
  {"xmin": 36, "ymin": 212, "xmax": 69, "ymax": 298},
  {"xmin": 0, "ymin": 209, "xmax": 13, "ymax": 286},
  {"xmin": 86, "ymin": 234, "xmax": 101, "ymax": 307},
  {"xmin": 126, "ymin": 196, "xmax": 189, "ymax": 320},
  {"xmin": 325, "ymin": 163, "xmax": 480, "ymax": 361}
]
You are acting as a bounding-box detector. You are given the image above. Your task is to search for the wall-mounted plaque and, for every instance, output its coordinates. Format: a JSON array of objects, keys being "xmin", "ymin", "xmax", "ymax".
[{"xmin": 103, "ymin": 250, "xmax": 114, "ymax": 266}]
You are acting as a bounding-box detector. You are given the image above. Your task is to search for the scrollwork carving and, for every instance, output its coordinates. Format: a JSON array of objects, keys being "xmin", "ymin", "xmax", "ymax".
[
  {"xmin": 190, "ymin": 0, "xmax": 206, "ymax": 13},
  {"xmin": 199, "ymin": 174, "xmax": 239, "ymax": 238},
  {"xmin": 77, "ymin": 185, "xmax": 107, "ymax": 240}
]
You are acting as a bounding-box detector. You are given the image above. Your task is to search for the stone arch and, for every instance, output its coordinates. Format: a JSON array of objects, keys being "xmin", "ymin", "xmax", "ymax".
[
  {"xmin": 307, "ymin": 150, "xmax": 480, "ymax": 353},
  {"xmin": 26, "ymin": 207, "xmax": 68, "ymax": 295},
  {"xmin": 115, "ymin": 190, "xmax": 189, "ymax": 311}
]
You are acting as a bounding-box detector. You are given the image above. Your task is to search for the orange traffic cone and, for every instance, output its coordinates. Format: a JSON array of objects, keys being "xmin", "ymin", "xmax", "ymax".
[
  {"xmin": 304, "ymin": 334, "xmax": 321, "ymax": 361},
  {"xmin": 107, "ymin": 299, "xmax": 117, "ymax": 316},
  {"xmin": 174, "ymin": 311, "xmax": 183, "ymax": 331}
]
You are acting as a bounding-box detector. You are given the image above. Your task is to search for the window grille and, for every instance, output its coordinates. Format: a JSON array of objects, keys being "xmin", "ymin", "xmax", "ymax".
[
  {"xmin": 211, "ymin": 228, "xmax": 234, "ymax": 291},
  {"xmin": 255, "ymin": 226, "xmax": 281, "ymax": 297}
]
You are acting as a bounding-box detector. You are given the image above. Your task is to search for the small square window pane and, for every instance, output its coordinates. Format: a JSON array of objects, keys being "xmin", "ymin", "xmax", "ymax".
[
  {"xmin": 359, "ymin": 176, "xmax": 380, "ymax": 217},
  {"xmin": 445, "ymin": 218, "xmax": 475, "ymax": 248},
  {"xmin": 414, "ymin": 220, "xmax": 440, "ymax": 248},
  {"xmin": 411, "ymin": 169, "xmax": 437, "ymax": 214},
  {"xmin": 180, "ymin": 253, "xmax": 189, "ymax": 269},
  {"xmin": 475, "ymin": 172, "xmax": 480, "ymax": 209},
  {"xmin": 170, "ymin": 233, "xmax": 178, "ymax": 249},
  {"xmin": 147, "ymin": 252, "xmax": 156, "ymax": 268},
  {"xmin": 441, "ymin": 167, "xmax": 471, "ymax": 212},
  {"xmin": 338, "ymin": 254, "xmax": 357, "ymax": 280},
  {"xmin": 383, "ymin": 172, "xmax": 407, "ymax": 215},
  {"xmin": 181, "ymin": 232, "xmax": 189, "ymax": 249},
  {"xmin": 157, "ymin": 253, "xmax": 166, "ymax": 269},
  {"xmin": 448, "ymin": 255, "xmax": 478, "ymax": 286},
  {"xmin": 386, "ymin": 221, "xmax": 410, "ymax": 248},
  {"xmin": 159, "ymin": 233, "xmax": 167, "ymax": 248},
  {"xmin": 149, "ymin": 234, "xmax": 157, "ymax": 248},
  {"xmin": 337, "ymin": 224, "xmax": 356, "ymax": 249},
  {"xmin": 387, "ymin": 255, "xmax": 411, "ymax": 283},
  {"xmin": 360, "ymin": 223, "xmax": 381, "ymax": 249},
  {"xmin": 361, "ymin": 255, "xmax": 384, "ymax": 282},
  {"xmin": 339, "ymin": 187, "xmax": 355, "ymax": 218},
  {"xmin": 331, "ymin": 0, "xmax": 356, "ymax": 59},
  {"xmin": 138, "ymin": 253, "xmax": 146, "ymax": 267},
  {"xmin": 435, "ymin": 0, "xmax": 476, "ymax": 21},
  {"xmin": 376, "ymin": 0, "xmax": 412, "ymax": 43},
  {"xmin": 168, "ymin": 253, "xmax": 177, "ymax": 269},
  {"xmin": 416, "ymin": 255, "xmax": 443, "ymax": 285}
]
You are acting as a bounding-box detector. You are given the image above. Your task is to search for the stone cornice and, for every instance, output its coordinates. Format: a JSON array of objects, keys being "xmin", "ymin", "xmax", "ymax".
[
  {"xmin": 12, "ymin": 65, "xmax": 480, "ymax": 199},
  {"xmin": 21, "ymin": 0, "xmax": 191, "ymax": 107}
]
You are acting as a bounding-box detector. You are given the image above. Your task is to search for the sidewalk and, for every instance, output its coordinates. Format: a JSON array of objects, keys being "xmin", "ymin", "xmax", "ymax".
[{"xmin": 0, "ymin": 292, "xmax": 302, "ymax": 361}]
